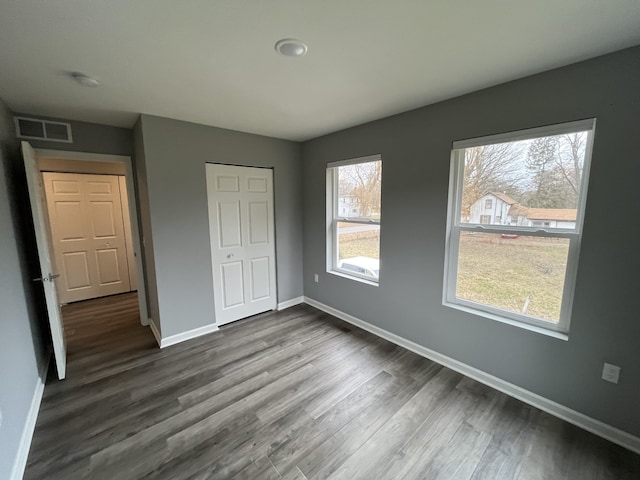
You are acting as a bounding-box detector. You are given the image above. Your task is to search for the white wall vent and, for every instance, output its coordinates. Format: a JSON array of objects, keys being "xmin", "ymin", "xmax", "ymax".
[{"xmin": 14, "ymin": 116, "xmax": 73, "ymax": 143}]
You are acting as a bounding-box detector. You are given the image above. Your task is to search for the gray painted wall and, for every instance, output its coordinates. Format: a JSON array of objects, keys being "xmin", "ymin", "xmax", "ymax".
[
  {"xmin": 15, "ymin": 113, "xmax": 132, "ymax": 156},
  {"xmin": 0, "ymin": 99, "xmax": 48, "ymax": 478},
  {"xmin": 137, "ymin": 115, "xmax": 303, "ymax": 337},
  {"xmin": 301, "ymin": 47, "xmax": 640, "ymax": 436}
]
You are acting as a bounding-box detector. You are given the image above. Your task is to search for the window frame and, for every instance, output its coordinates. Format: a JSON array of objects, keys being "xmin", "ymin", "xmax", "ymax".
[
  {"xmin": 326, "ymin": 154, "xmax": 382, "ymax": 285},
  {"xmin": 443, "ymin": 119, "xmax": 596, "ymax": 336}
]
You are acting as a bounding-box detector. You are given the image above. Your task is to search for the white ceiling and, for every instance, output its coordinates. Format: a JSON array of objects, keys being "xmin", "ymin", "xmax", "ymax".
[{"xmin": 0, "ymin": 1, "xmax": 639, "ymax": 141}]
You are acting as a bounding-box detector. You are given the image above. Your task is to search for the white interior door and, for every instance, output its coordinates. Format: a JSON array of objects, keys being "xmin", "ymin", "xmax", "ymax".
[
  {"xmin": 42, "ymin": 172, "xmax": 131, "ymax": 303},
  {"xmin": 22, "ymin": 142, "xmax": 66, "ymax": 379},
  {"xmin": 206, "ymin": 164, "xmax": 277, "ymax": 325}
]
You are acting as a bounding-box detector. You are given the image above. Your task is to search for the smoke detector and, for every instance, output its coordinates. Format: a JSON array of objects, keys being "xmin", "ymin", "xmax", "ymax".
[
  {"xmin": 275, "ymin": 39, "xmax": 308, "ymax": 57},
  {"xmin": 70, "ymin": 72, "xmax": 100, "ymax": 87}
]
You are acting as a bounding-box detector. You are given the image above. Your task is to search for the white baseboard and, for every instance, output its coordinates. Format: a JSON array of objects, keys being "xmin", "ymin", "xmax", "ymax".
[
  {"xmin": 151, "ymin": 321, "xmax": 220, "ymax": 349},
  {"xmin": 277, "ymin": 296, "xmax": 305, "ymax": 311},
  {"xmin": 10, "ymin": 353, "xmax": 51, "ymax": 480},
  {"xmin": 303, "ymin": 296, "xmax": 640, "ymax": 455}
]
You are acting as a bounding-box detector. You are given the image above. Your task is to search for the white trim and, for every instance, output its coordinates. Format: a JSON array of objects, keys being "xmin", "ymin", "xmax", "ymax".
[
  {"xmin": 444, "ymin": 121, "xmax": 596, "ymax": 334},
  {"xmin": 34, "ymin": 150, "xmax": 129, "ymax": 163},
  {"xmin": 148, "ymin": 320, "xmax": 162, "ymax": 348},
  {"xmin": 155, "ymin": 322, "xmax": 220, "ymax": 349},
  {"xmin": 277, "ymin": 296, "xmax": 305, "ymax": 311},
  {"xmin": 303, "ymin": 296, "xmax": 640, "ymax": 455},
  {"xmin": 327, "ymin": 157, "xmax": 382, "ymax": 285},
  {"xmin": 444, "ymin": 301, "xmax": 569, "ymax": 341},
  {"xmin": 327, "ymin": 153, "xmax": 381, "ymax": 168},
  {"xmin": 452, "ymin": 118, "xmax": 596, "ymax": 149},
  {"xmin": 328, "ymin": 269, "xmax": 379, "ymax": 287},
  {"xmin": 10, "ymin": 354, "xmax": 51, "ymax": 480},
  {"xmin": 34, "ymin": 149, "xmax": 150, "ymax": 327}
]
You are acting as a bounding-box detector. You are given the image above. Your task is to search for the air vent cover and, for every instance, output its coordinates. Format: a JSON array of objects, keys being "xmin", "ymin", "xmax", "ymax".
[{"xmin": 14, "ymin": 116, "xmax": 73, "ymax": 143}]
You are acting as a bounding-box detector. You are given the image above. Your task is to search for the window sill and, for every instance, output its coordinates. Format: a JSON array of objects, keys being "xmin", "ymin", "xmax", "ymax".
[
  {"xmin": 443, "ymin": 301, "xmax": 569, "ymax": 341},
  {"xmin": 328, "ymin": 270, "xmax": 379, "ymax": 287}
]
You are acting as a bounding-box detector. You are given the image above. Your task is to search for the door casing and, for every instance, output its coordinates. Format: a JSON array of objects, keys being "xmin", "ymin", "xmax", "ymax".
[{"xmin": 35, "ymin": 149, "xmax": 150, "ymax": 327}]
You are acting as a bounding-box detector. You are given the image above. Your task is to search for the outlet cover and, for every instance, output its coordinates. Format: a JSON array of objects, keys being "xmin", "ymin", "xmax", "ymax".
[
  {"xmin": 602, "ymin": 363, "xmax": 621, "ymax": 384},
  {"xmin": 314, "ymin": 273, "xmax": 319, "ymax": 283}
]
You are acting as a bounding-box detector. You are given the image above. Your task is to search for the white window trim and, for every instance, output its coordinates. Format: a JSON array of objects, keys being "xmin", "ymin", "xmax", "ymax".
[
  {"xmin": 326, "ymin": 154, "xmax": 382, "ymax": 285},
  {"xmin": 443, "ymin": 119, "xmax": 596, "ymax": 336}
]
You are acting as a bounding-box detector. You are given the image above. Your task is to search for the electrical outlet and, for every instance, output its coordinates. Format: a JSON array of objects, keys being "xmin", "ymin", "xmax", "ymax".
[
  {"xmin": 602, "ymin": 363, "xmax": 621, "ymax": 384},
  {"xmin": 314, "ymin": 273, "xmax": 319, "ymax": 283}
]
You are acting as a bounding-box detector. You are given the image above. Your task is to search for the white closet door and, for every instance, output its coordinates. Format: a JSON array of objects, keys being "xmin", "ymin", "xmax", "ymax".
[{"xmin": 206, "ymin": 164, "xmax": 277, "ymax": 325}]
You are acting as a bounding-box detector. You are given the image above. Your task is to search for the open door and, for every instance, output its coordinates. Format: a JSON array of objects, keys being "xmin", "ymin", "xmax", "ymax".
[{"xmin": 22, "ymin": 141, "xmax": 66, "ymax": 379}]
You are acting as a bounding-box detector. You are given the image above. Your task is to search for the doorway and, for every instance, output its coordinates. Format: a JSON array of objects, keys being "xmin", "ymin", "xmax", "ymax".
[
  {"xmin": 42, "ymin": 172, "xmax": 137, "ymax": 304},
  {"xmin": 25, "ymin": 145, "xmax": 150, "ymax": 379}
]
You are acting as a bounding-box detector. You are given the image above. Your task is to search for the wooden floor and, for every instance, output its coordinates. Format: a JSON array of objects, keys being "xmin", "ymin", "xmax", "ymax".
[{"xmin": 25, "ymin": 293, "xmax": 640, "ymax": 480}]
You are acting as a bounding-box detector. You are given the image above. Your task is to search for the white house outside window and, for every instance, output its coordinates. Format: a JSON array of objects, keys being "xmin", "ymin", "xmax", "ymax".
[
  {"xmin": 444, "ymin": 119, "xmax": 595, "ymax": 335},
  {"xmin": 327, "ymin": 155, "xmax": 382, "ymax": 284}
]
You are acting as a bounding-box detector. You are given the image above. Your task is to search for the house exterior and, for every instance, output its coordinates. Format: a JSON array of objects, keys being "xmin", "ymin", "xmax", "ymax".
[
  {"xmin": 469, "ymin": 193, "xmax": 577, "ymax": 229},
  {"xmin": 524, "ymin": 208, "xmax": 577, "ymax": 229},
  {"xmin": 338, "ymin": 195, "xmax": 362, "ymax": 217},
  {"xmin": 468, "ymin": 192, "xmax": 517, "ymax": 225}
]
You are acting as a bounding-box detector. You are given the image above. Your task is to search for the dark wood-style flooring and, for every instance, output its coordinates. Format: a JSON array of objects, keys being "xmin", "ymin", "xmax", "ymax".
[{"xmin": 25, "ymin": 293, "xmax": 640, "ymax": 479}]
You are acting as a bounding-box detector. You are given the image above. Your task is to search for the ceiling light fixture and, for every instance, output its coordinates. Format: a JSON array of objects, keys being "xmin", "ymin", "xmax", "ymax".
[
  {"xmin": 275, "ymin": 38, "xmax": 308, "ymax": 57},
  {"xmin": 70, "ymin": 72, "xmax": 100, "ymax": 87}
]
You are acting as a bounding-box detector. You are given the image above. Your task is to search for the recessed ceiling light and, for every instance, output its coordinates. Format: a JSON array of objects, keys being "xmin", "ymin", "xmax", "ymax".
[
  {"xmin": 275, "ymin": 38, "xmax": 308, "ymax": 58},
  {"xmin": 70, "ymin": 72, "xmax": 100, "ymax": 87}
]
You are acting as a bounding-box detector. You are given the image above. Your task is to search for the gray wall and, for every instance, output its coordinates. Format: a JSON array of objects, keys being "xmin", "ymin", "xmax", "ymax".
[
  {"xmin": 137, "ymin": 115, "xmax": 303, "ymax": 337},
  {"xmin": 15, "ymin": 113, "xmax": 132, "ymax": 156},
  {"xmin": 0, "ymin": 99, "xmax": 48, "ymax": 478},
  {"xmin": 301, "ymin": 47, "xmax": 640, "ymax": 436}
]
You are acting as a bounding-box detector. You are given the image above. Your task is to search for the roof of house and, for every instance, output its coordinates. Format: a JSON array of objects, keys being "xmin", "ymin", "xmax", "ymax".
[
  {"xmin": 508, "ymin": 204, "xmax": 529, "ymax": 217},
  {"xmin": 526, "ymin": 208, "xmax": 577, "ymax": 222},
  {"xmin": 489, "ymin": 192, "xmax": 518, "ymax": 205}
]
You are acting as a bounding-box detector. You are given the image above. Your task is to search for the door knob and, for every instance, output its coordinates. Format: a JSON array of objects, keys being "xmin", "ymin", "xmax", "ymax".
[
  {"xmin": 32, "ymin": 273, "xmax": 61, "ymax": 282},
  {"xmin": 227, "ymin": 253, "xmax": 234, "ymax": 259}
]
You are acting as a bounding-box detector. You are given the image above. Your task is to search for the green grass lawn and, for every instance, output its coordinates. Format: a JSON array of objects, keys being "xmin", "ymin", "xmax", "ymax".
[
  {"xmin": 338, "ymin": 235, "xmax": 380, "ymax": 260},
  {"xmin": 456, "ymin": 233, "xmax": 569, "ymax": 322},
  {"xmin": 336, "ymin": 231, "xmax": 567, "ymax": 322}
]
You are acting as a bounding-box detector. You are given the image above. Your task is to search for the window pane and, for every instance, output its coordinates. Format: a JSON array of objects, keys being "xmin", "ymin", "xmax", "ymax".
[
  {"xmin": 337, "ymin": 221, "xmax": 380, "ymax": 280},
  {"xmin": 459, "ymin": 131, "xmax": 590, "ymax": 230},
  {"xmin": 455, "ymin": 232, "xmax": 569, "ymax": 323},
  {"xmin": 337, "ymin": 161, "xmax": 382, "ymax": 221}
]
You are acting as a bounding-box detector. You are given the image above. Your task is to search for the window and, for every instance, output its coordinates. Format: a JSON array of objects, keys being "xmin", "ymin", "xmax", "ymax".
[
  {"xmin": 444, "ymin": 119, "xmax": 595, "ymax": 334},
  {"xmin": 485, "ymin": 199, "xmax": 493, "ymax": 209},
  {"xmin": 327, "ymin": 155, "xmax": 382, "ymax": 283}
]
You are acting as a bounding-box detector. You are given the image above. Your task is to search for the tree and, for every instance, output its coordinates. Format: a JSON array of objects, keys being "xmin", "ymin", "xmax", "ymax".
[
  {"xmin": 523, "ymin": 133, "xmax": 585, "ymax": 209},
  {"xmin": 339, "ymin": 161, "xmax": 382, "ymax": 217},
  {"xmin": 525, "ymin": 136, "xmax": 561, "ymax": 207},
  {"xmin": 555, "ymin": 132, "xmax": 585, "ymax": 196},
  {"xmin": 461, "ymin": 143, "xmax": 525, "ymax": 217}
]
